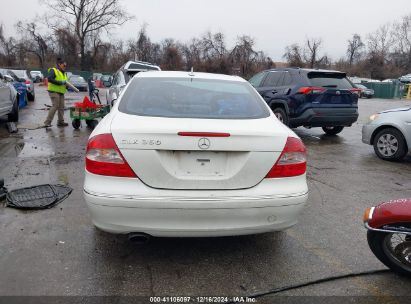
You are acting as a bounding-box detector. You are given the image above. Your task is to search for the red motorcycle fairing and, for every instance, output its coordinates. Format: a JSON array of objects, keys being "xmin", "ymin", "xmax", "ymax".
[{"xmin": 368, "ymin": 198, "xmax": 411, "ymax": 228}]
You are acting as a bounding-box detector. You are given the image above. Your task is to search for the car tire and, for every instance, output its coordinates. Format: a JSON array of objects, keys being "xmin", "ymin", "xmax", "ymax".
[
  {"xmin": 72, "ymin": 119, "xmax": 81, "ymax": 129},
  {"xmin": 8, "ymin": 96, "xmax": 19, "ymax": 122},
  {"xmin": 322, "ymin": 126, "xmax": 344, "ymax": 135},
  {"xmin": 373, "ymin": 128, "xmax": 407, "ymax": 161},
  {"xmin": 86, "ymin": 119, "xmax": 98, "ymax": 129},
  {"xmin": 272, "ymin": 107, "xmax": 289, "ymax": 126},
  {"xmin": 28, "ymin": 92, "xmax": 35, "ymax": 101}
]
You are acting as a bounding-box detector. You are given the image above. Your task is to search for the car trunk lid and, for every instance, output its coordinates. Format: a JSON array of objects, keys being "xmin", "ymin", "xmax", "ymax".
[{"xmin": 111, "ymin": 112, "xmax": 287, "ymax": 190}]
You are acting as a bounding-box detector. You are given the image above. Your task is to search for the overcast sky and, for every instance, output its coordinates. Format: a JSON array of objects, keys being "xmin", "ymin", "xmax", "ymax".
[{"xmin": 1, "ymin": 0, "xmax": 409, "ymax": 61}]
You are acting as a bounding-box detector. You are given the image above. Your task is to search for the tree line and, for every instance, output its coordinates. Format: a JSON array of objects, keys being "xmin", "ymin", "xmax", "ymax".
[
  {"xmin": 284, "ymin": 14, "xmax": 411, "ymax": 80},
  {"xmin": 0, "ymin": 0, "xmax": 410, "ymax": 80},
  {"xmin": 0, "ymin": 0, "xmax": 272, "ymax": 78}
]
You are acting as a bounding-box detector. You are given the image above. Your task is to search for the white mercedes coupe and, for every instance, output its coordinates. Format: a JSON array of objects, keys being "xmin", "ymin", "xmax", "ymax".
[{"xmin": 83, "ymin": 71, "xmax": 308, "ymax": 238}]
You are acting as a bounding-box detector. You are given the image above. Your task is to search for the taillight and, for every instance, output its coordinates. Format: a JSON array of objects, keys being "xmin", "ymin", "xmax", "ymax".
[
  {"xmin": 265, "ymin": 137, "xmax": 307, "ymax": 178},
  {"xmin": 25, "ymin": 80, "xmax": 31, "ymax": 85},
  {"xmin": 85, "ymin": 133, "xmax": 137, "ymax": 178},
  {"xmin": 298, "ymin": 87, "xmax": 325, "ymax": 94},
  {"xmin": 350, "ymin": 88, "xmax": 361, "ymax": 96}
]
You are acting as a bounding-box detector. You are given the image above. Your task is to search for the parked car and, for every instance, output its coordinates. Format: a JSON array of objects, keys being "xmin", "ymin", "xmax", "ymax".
[
  {"xmin": 69, "ymin": 75, "xmax": 88, "ymax": 92},
  {"xmin": 355, "ymin": 84, "xmax": 374, "ymax": 98},
  {"xmin": 92, "ymin": 73, "xmax": 103, "ymax": 81},
  {"xmin": 249, "ymin": 68, "xmax": 360, "ymax": 135},
  {"xmin": 106, "ymin": 60, "xmax": 161, "ymax": 106},
  {"xmin": 9, "ymin": 69, "xmax": 35, "ymax": 101},
  {"xmin": 0, "ymin": 68, "xmax": 28, "ymax": 108},
  {"xmin": 84, "ymin": 71, "xmax": 308, "ymax": 237},
  {"xmin": 0, "ymin": 71, "xmax": 19, "ymax": 122},
  {"xmin": 362, "ymin": 107, "xmax": 411, "ymax": 161},
  {"xmin": 30, "ymin": 70, "xmax": 44, "ymax": 83},
  {"xmin": 399, "ymin": 74, "xmax": 411, "ymax": 83},
  {"xmin": 101, "ymin": 75, "xmax": 111, "ymax": 87}
]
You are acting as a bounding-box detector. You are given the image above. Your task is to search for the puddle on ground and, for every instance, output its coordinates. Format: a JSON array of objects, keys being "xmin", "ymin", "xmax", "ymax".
[{"xmin": 0, "ymin": 140, "xmax": 54, "ymax": 158}]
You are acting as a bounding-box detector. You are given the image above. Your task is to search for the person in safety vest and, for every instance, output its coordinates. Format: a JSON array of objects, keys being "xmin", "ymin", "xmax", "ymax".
[{"xmin": 44, "ymin": 58, "xmax": 69, "ymax": 127}]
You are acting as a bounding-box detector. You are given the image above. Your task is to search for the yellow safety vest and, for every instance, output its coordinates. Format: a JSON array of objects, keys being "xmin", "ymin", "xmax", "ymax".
[{"xmin": 47, "ymin": 67, "xmax": 68, "ymax": 94}]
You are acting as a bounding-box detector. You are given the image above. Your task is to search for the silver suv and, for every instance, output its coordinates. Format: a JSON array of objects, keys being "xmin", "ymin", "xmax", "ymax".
[
  {"xmin": 106, "ymin": 61, "xmax": 160, "ymax": 106},
  {"xmin": 0, "ymin": 71, "xmax": 19, "ymax": 122}
]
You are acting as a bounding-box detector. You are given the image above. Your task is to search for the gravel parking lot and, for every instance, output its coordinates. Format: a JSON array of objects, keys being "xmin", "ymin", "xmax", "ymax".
[{"xmin": 0, "ymin": 84, "xmax": 410, "ymax": 301}]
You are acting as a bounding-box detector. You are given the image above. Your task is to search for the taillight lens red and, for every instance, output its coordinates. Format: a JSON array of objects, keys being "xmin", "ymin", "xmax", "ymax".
[
  {"xmin": 298, "ymin": 87, "xmax": 325, "ymax": 94},
  {"xmin": 350, "ymin": 88, "xmax": 361, "ymax": 96},
  {"xmin": 25, "ymin": 80, "xmax": 31, "ymax": 85},
  {"xmin": 85, "ymin": 134, "xmax": 137, "ymax": 178},
  {"xmin": 265, "ymin": 137, "xmax": 307, "ymax": 178}
]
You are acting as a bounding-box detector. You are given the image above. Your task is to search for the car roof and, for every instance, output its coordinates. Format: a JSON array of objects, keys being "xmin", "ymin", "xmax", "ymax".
[
  {"xmin": 134, "ymin": 71, "xmax": 246, "ymax": 82},
  {"xmin": 263, "ymin": 67, "xmax": 345, "ymax": 74}
]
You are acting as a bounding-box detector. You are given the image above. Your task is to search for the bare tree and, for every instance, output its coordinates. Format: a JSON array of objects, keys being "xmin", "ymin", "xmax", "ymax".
[
  {"xmin": 16, "ymin": 21, "xmax": 51, "ymax": 68},
  {"xmin": 160, "ymin": 39, "xmax": 184, "ymax": 70},
  {"xmin": 230, "ymin": 35, "xmax": 258, "ymax": 77},
  {"xmin": 182, "ymin": 38, "xmax": 202, "ymax": 70},
  {"xmin": 0, "ymin": 24, "xmax": 17, "ymax": 66},
  {"xmin": 201, "ymin": 31, "xmax": 227, "ymax": 60},
  {"xmin": 366, "ymin": 24, "xmax": 393, "ymax": 79},
  {"xmin": 347, "ymin": 34, "xmax": 364, "ymax": 66},
  {"xmin": 367, "ymin": 24, "xmax": 393, "ymax": 58},
  {"xmin": 42, "ymin": 0, "xmax": 133, "ymax": 69},
  {"xmin": 283, "ymin": 43, "xmax": 304, "ymax": 67},
  {"xmin": 52, "ymin": 28, "xmax": 79, "ymax": 67},
  {"xmin": 392, "ymin": 14, "xmax": 411, "ymax": 71},
  {"xmin": 304, "ymin": 38, "xmax": 325, "ymax": 68}
]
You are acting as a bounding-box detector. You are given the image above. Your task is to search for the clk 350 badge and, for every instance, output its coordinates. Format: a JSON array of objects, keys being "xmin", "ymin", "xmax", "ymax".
[{"xmin": 121, "ymin": 139, "xmax": 162, "ymax": 146}]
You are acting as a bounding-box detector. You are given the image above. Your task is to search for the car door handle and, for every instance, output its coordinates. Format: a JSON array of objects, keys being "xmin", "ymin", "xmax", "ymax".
[{"xmin": 272, "ymin": 90, "xmax": 278, "ymax": 94}]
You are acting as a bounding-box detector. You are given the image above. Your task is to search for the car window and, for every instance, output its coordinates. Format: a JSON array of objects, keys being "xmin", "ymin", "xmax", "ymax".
[
  {"xmin": 119, "ymin": 77, "xmax": 270, "ymax": 119},
  {"xmin": 262, "ymin": 72, "xmax": 283, "ymax": 87},
  {"xmin": 308, "ymin": 72, "xmax": 354, "ymax": 89},
  {"xmin": 248, "ymin": 72, "xmax": 266, "ymax": 87},
  {"xmin": 11, "ymin": 70, "xmax": 26, "ymax": 78},
  {"xmin": 281, "ymin": 72, "xmax": 293, "ymax": 86}
]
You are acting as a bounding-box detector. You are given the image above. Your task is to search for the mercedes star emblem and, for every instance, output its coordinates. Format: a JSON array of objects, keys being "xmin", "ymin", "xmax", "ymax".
[{"xmin": 198, "ymin": 138, "xmax": 211, "ymax": 150}]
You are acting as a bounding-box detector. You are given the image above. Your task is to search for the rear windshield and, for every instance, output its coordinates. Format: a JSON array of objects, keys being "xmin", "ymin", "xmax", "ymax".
[
  {"xmin": 118, "ymin": 77, "xmax": 270, "ymax": 119},
  {"xmin": 308, "ymin": 72, "xmax": 354, "ymax": 89},
  {"xmin": 11, "ymin": 70, "xmax": 26, "ymax": 78}
]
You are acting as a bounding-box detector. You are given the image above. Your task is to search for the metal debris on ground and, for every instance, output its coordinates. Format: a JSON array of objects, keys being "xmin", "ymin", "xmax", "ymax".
[{"xmin": 6, "ymin": 184, "xmax": 72, "ymax": 210}]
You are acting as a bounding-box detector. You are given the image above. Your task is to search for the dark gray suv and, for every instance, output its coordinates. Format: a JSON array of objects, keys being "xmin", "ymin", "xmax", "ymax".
[{"xmin": 249, "ymin": 68, "xmax": 360, "ymax": 135}]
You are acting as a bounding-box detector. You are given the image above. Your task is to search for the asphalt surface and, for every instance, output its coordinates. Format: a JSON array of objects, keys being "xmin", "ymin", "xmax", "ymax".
[{"xmin": 0, "ymin": 85, "xmax": 410, "ymax": 301}]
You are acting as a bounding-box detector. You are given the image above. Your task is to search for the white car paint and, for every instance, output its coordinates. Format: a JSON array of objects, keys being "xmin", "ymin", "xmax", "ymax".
[{"xmin": 84, "ymin": 71, "xmax": 308, "ymax": 237}]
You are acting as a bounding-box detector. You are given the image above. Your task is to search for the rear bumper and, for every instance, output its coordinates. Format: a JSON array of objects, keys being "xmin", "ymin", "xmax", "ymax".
[
  {"xmin": 83, "ymin": 172, "xmax": 308, "ymax": 237},
  {"xmin": 290, "ymin": 107, "xmax": 359, "ymax": 128},
  {"xmin": 85, "ymin": 192, "xmax": 307, "ymax": 237}
]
